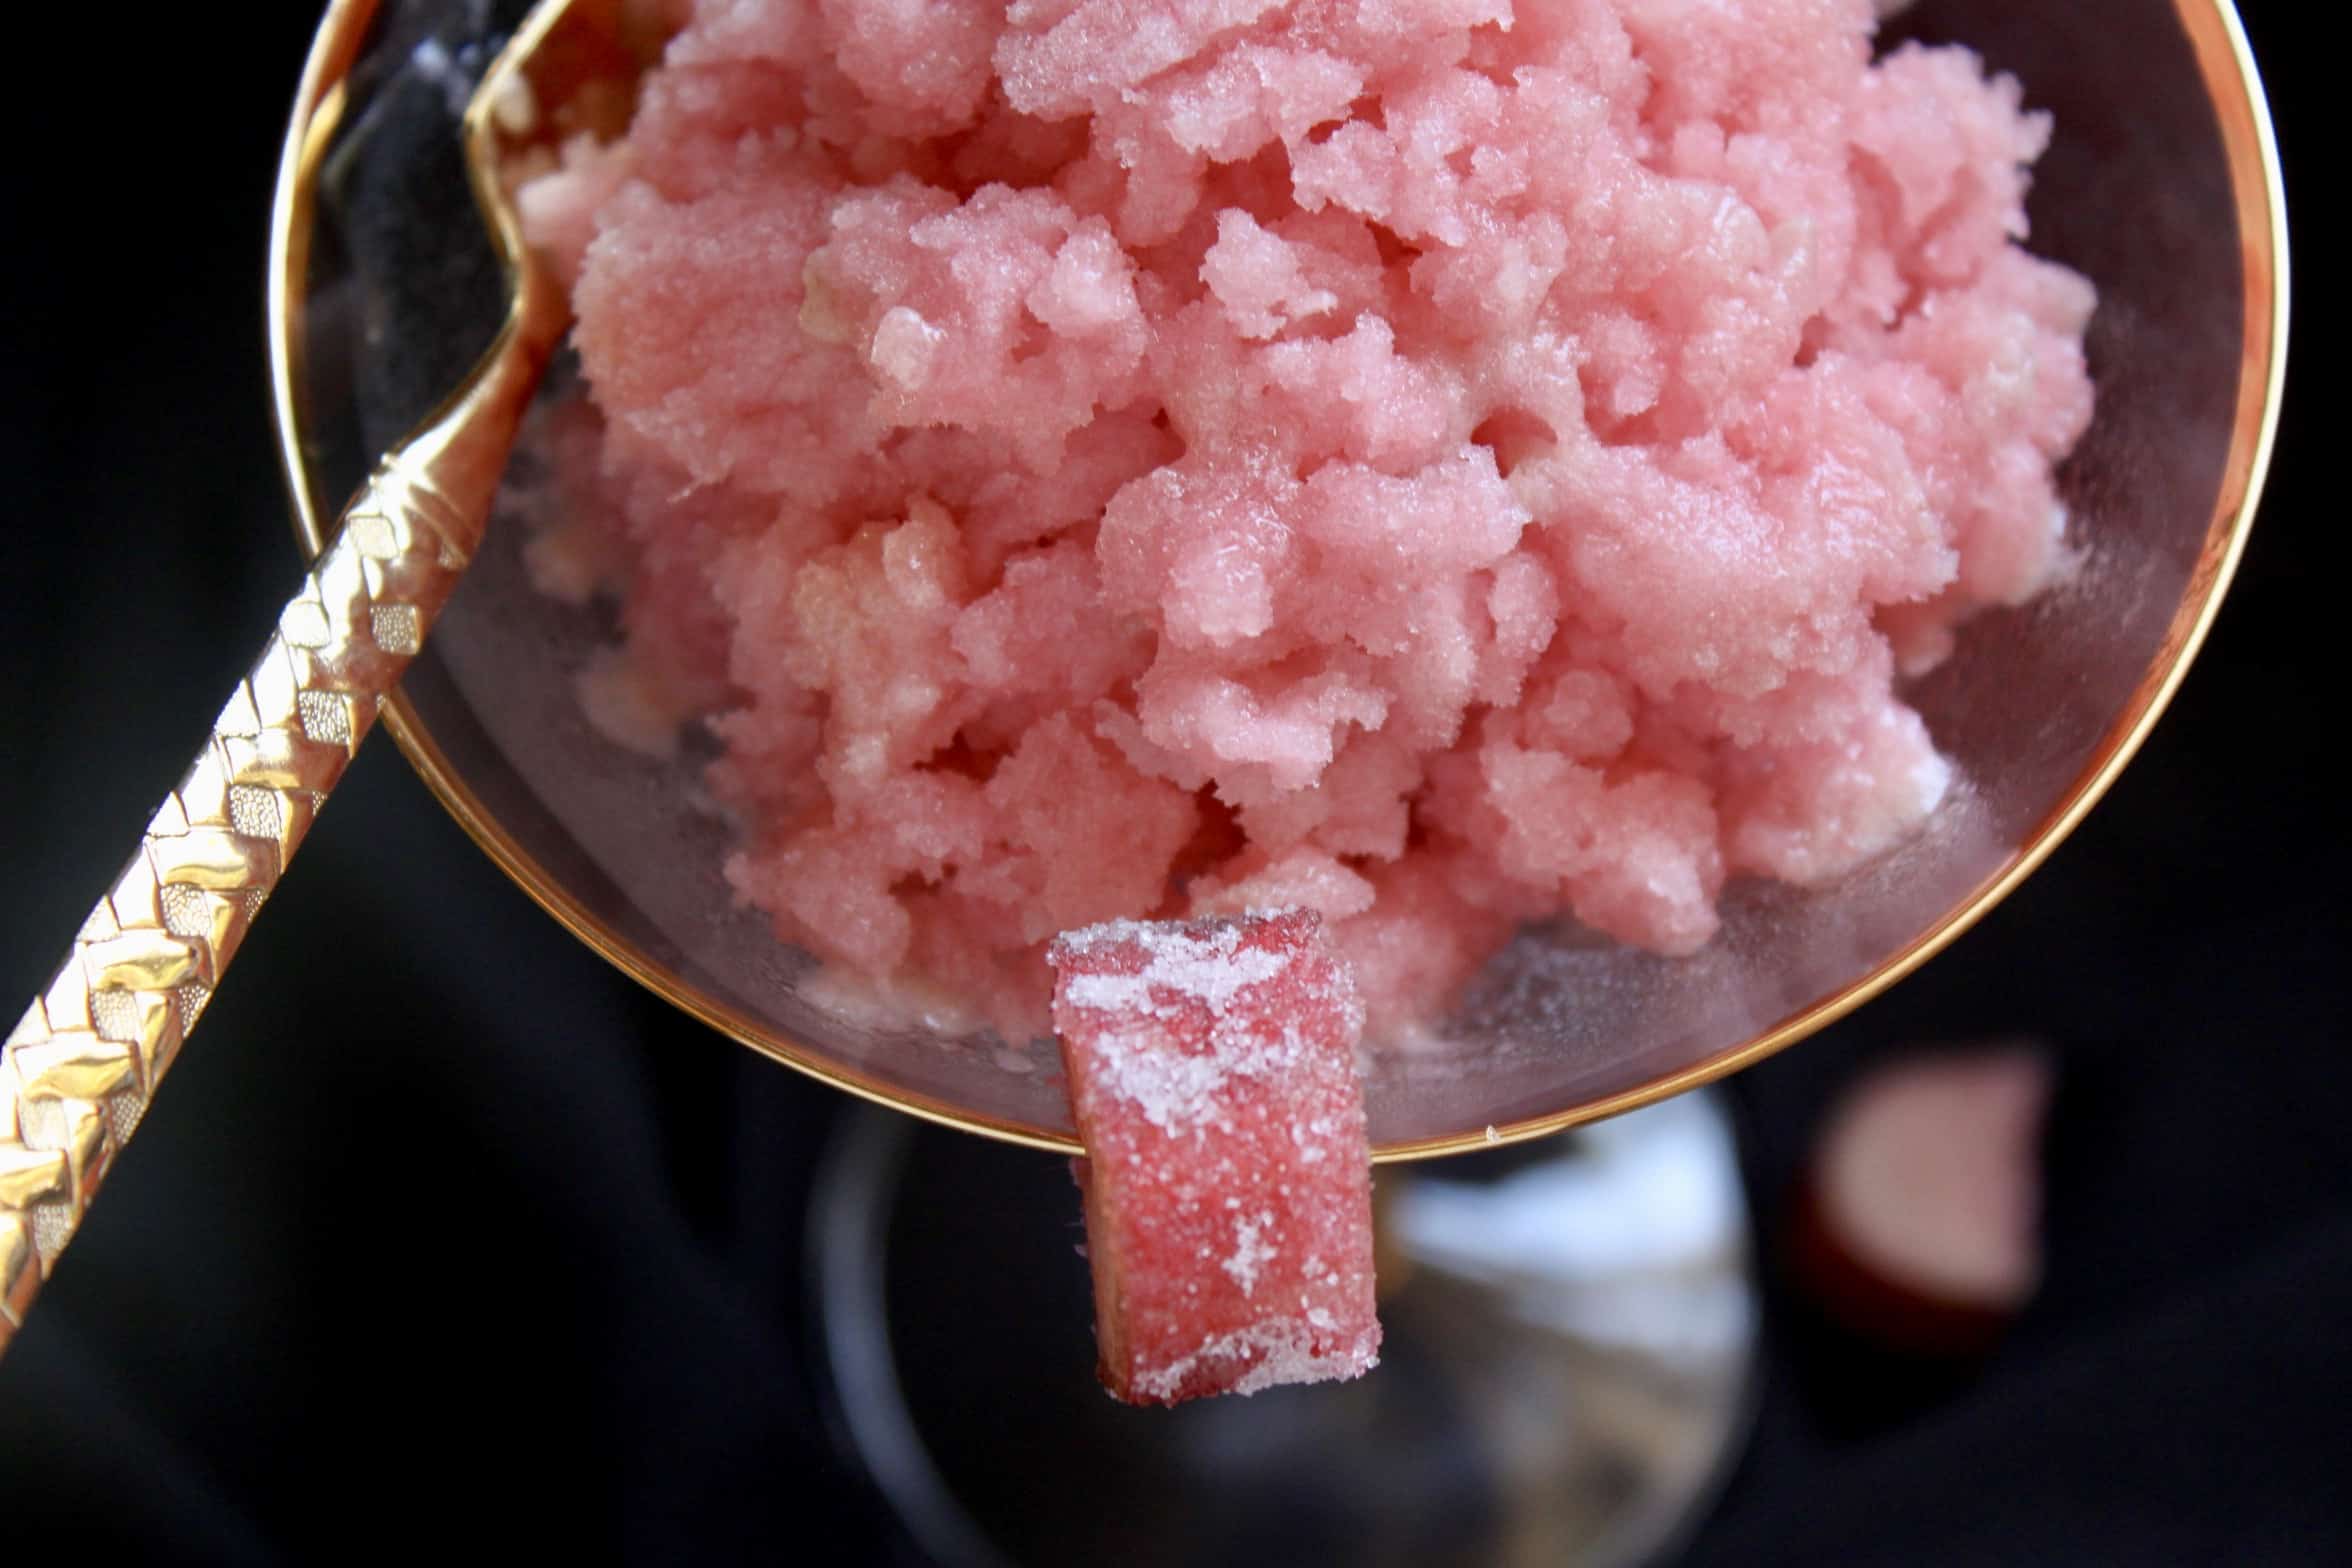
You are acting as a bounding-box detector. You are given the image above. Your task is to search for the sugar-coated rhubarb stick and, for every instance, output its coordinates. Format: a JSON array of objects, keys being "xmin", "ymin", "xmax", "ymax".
[{"xmin": 1047, "ymin": 909, "xmax": 1380, "ymax": 1404}]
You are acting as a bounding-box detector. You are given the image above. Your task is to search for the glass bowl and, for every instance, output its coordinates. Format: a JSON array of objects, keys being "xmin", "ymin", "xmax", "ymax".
[{"xmin": 268, "ymin": 0, "xmax": 2286, "ymax": 1158}]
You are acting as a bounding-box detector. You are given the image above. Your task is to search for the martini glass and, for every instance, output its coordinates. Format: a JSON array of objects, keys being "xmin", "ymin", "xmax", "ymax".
[{"xmin": 265, "ymin": 0, "xmax": 2283, "ymax": 1558}]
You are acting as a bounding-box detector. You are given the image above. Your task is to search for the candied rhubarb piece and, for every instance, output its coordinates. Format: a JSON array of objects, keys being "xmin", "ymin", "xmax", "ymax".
[{"xmin": 1047, "ymin": 909, "xmax": 1380, "ymax": 1404}]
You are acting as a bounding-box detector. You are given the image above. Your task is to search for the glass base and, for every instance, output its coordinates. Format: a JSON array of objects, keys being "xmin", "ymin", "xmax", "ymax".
[{"xmin": 811, "ymin": 1093, "xmax": 1757, "ymax": 1567}]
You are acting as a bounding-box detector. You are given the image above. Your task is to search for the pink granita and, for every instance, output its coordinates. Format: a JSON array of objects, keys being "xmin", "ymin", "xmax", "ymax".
[{"xmin": 517, "ymin": 0, "xmax": 2096, "ymax": 1044}]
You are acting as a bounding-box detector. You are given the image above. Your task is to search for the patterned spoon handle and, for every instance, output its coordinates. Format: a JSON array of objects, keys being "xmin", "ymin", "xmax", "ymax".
[
  {"xmin": 0, "ymin": 457, "xmax": 487, "ymax": 1355},
  {"xmin": 0, "ymin": 199, "xmax": 563, "ymax": 1351},
  {"xmin": 1, "ymin": 0, "xmax": 576, "ymax": 1362}
]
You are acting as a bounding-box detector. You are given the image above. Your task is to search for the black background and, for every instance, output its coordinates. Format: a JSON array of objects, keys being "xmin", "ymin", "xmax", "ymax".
[{"xmin": 2, "ymin": 3, "xmax": 2343, "ymax": 1561}]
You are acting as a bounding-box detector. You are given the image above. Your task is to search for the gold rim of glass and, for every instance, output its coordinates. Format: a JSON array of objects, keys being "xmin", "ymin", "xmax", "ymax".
[{"xmin": 267, "ymin": 0, "xmax": 2290, "ymax": 1163}]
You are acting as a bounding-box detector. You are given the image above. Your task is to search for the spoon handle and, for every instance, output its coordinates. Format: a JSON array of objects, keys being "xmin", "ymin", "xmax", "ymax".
[{"xmin": 0, "ymin": 461, "xmax": 476, "ymax": 1356}]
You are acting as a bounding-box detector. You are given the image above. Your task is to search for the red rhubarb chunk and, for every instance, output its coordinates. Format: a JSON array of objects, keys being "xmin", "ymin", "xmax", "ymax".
[{"xmin": 1047, "ymin": 909, "xmax": 1380, "ymax": 1404}]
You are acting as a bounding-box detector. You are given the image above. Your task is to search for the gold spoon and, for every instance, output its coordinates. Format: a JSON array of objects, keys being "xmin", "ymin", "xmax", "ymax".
[{"xmin": 0, "ymin": 0, "xmax": 585, "ymax": 1355}]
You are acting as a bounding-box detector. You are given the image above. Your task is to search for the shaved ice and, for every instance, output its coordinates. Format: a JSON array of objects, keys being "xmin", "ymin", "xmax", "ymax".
[{"xmin": 517, "ymin": 0, "xmax": 2095, "ymax": 1044}]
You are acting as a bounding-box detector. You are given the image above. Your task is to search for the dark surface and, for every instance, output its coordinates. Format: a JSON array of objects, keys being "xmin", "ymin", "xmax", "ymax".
[{"xmin": 1, "ymin": 3, "xmax": 2342, "ymax": 1562}]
